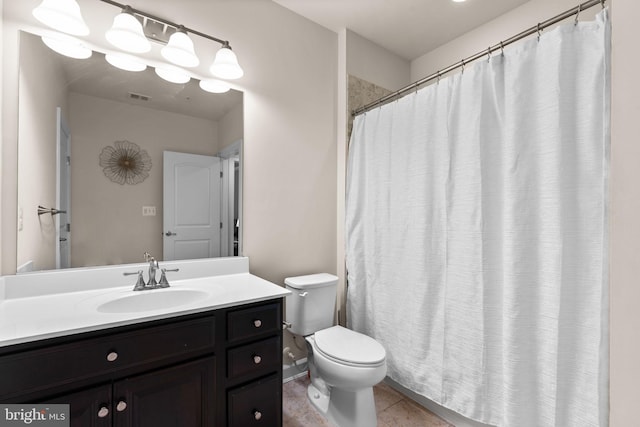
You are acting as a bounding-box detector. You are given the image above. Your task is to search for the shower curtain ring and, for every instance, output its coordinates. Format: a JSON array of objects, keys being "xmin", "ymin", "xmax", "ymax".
[
  {"xmin": 487, "ymin": 46, "xmax": 491, "ymax": 61},
  {"xmin": 461, "ymin": 59, "xmax": 465, "ymax": 73},
  {"xmin": 537, "ymin": 23, "xmax": 542, "ymax": 40},
  {"xmin": 575, "ymin": 4, "xmax": 581, "ymax": 25},
  {"xmin": 500, "ymin": 41, "xmax": 505, "ymax": 56},
  {"xmin": 601, "ymin": 0, "xmax": 605, "ymax": 9},
  {"xmin": 437, "ymin": 70, "xmax": 441, "ymax": 84}
]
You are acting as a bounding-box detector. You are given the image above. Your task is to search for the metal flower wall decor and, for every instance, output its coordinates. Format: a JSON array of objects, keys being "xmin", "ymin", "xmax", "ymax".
[{"xmin": 99, "ymin": 140, "xmax": 152, "ymax": 185}]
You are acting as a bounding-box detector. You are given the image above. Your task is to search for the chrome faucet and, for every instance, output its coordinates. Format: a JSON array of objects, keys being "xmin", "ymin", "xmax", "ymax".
[
  {"xmin": 124, "ymin": 253, "xmax": 180, "ymax": 291},
  {"xmin": 144, "ymin": 252, "xmax": 158, "ymax": 287}
]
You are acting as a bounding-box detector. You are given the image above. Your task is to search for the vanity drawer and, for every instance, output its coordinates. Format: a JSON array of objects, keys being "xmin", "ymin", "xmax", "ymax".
[
  {"xmin": 0, "ymin": 316, "xmax": 215, "ymax": 401},
  {"xmin": 227, "ymin": 302, "xmax": 281, "ymax": 343},
  {"xmin": 227, "ymin": 374, "xmax": 281, "ymax": 427},
  {"xmin": 227, "ymin": 336, "xmax": 280, "ymax": 381}
]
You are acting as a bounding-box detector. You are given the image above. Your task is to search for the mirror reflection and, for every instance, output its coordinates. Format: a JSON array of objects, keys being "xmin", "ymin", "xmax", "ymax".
[{"xmin": 17, "ymin": 31, "xmax": 243, "ymax": 273}]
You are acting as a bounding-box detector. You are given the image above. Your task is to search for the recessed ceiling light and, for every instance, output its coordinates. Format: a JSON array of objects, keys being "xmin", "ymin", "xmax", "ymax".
[{"xmin": 452, "ymin": 0, "xmax": 467, "ymax": 3}]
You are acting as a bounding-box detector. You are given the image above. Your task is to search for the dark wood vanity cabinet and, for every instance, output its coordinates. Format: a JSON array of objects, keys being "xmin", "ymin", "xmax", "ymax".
[{"xmin": 0, "ymin": 298, "xmax": 283, "ymax": 427}]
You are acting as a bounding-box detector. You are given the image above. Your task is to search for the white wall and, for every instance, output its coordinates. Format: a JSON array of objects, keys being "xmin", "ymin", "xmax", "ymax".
[
  {"xmin": 346, "ymin": 29, "xmax": 411, "ymax": 91},
  {"xmin": 219, "ymin": 101, "xmax": 243, "ymax": 150}
]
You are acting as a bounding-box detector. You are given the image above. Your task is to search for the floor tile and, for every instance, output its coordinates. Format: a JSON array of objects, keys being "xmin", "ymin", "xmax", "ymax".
[{"xmin": 282, "ymin": 376, "xmax": 453, "ymax": 426}]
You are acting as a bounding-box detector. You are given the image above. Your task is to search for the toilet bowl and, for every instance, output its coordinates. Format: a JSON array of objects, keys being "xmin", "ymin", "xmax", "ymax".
[
  {"xmin": 306, "ymin": 326, "xmax": 387, "ymax": 427},
  {"xmin": 284, "ymin": 274, "xmax": 387, "ymax": 427}
]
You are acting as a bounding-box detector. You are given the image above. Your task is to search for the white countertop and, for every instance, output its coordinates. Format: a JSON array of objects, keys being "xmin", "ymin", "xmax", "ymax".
[{"xmin": 0, "ymin": 258, "xmax": 290, "ymax": 348}]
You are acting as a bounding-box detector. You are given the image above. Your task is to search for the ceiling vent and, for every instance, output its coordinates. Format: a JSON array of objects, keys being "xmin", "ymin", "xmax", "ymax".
[{"xmin": 129, "ymin": 92, "xmax": 151, "ymax": 101}]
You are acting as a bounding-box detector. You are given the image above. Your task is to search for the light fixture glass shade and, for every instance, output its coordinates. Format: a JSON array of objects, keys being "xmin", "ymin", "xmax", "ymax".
[
  {"xmin": 105, "ymin": 53, "xmax": 147, "ymax": 72},
  {"xmin": 161, "ymin": 31, "xmax": 200, "ymax": 68},
  {"xmin": 210, "ymin": 46, "xmax": 244, "ymax": 80},
  {"xmin": 155, "ymin": 65, "xmax": 190, "ymax": 84},
  {"xmin": 41, "ymin": 34, "xmax": 92, "ymax": 59},
  {"xmin": 199, "ymin": 79, "xmax": 231, "ymax": 94},
  {"xmin": 105, "ymin": 11, "xmax": 151, "ymax": 53},
  {"xmin": 32, "ymin": 0, "xmax": 89, "ymax": 36}
]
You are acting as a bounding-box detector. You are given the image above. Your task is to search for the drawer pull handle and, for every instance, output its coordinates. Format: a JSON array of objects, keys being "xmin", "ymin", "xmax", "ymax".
[
  {"xmin": 253, "ymin": 355, "xmax": 262, "ymax": 364},
  {"xmin": 97, "ymin": 407, "xmax": 109, "ymax": 418},
  {"xmin": 253, "ymin": 319, "xmax": 262, "ymax": 328},
  {"xmin": 116, "ymin": 401, "xmax": 127, "ymax": 412},
  {"xmin": 254, "ymin": 410, "xmax": 262, "ymax": 420},
  {"xmin": 106, "ymin": 351, "xmax": 118, "ymax": 362}
]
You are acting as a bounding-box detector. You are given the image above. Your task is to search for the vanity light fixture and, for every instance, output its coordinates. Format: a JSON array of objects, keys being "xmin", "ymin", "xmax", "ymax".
[
  {"xmin": 161, "ymin": 26, "xmax": 200, "ymax": 68},
  {"xmin": 32, "ymin": 0, "xmax": 90, "ymax": 36},
  {"xmin": 105, "ymin": 6, "xmax": 151, "ymax": 53},
  {"xmin": 105, "ymin": 53, "xmax": 147, "ymax": 72},
  {"xmin": 41, "ymin": 34, "xmax": 92, "ymax": 59}
]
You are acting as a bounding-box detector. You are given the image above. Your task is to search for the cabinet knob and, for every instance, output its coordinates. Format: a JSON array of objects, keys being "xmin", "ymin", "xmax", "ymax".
[
  {"xmin": 253, "ymin": 319, "xmax": 262, "ymax": 328},
  {"xmin": 116, "ymin": 401, "xmax": 127, "ymax": 412},
  {"xmin": 97, "ymin": 407, "xmax": 109, "ymax": 418},
  {"xmin": 106, "ymin": 351, "xmax": 118, "ymax": 362},
  {"xmin": 253, "ymin": 355, "xmax": 262, "ymax": 364},
  {"xmin": 254, "ymin": 410, "xmax": 262, "ymax": 421}
]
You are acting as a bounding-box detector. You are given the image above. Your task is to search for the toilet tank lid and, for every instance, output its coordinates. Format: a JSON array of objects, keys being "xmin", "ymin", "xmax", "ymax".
[{"xmin": 284, "ymin": 273, "xmax": 338, "ymax": 289}]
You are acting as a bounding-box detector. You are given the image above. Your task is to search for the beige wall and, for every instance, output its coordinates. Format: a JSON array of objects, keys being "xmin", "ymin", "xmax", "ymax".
[{"xmin": 68, "ymin": 92, "xmax": 218, "ymax": 267}]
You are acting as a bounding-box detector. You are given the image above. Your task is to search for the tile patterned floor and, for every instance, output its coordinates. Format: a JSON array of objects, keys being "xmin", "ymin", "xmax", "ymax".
[{"xmin": 283, "ymin": 376, "xmax": 454, "ymax": 427}]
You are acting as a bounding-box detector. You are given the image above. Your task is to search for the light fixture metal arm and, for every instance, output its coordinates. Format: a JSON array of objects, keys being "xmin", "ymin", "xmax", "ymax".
[{"xmin": 97, "ymin": 0, "xmax": 231, "ymax": 47}]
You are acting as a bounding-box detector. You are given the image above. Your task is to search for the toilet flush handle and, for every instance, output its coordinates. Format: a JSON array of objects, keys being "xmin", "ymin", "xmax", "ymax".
[{"xmin": 299, "ymin": 292, "xmax": 308, "ymax": 297}]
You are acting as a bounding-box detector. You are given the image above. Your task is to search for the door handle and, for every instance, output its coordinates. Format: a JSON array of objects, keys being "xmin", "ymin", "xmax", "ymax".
[
  {"xmin": 59, "ymin": 238, "xmax": 67, "ymax": 242},
  {"xmin": 165, "ymin": 231, "xmax": 177, "ymax": 236}
]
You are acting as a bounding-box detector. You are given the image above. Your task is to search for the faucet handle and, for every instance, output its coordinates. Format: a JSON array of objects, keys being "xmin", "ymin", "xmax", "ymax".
[
  {"xmin": 124, "ymin": 270, "xmax": 146, "ymax": 291},
  {"xmin": 158, "ymin": 268, "xmax": 179, "ymax": 288}
]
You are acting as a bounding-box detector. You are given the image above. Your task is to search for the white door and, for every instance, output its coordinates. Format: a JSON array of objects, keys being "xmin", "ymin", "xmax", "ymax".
[
  {"xmin": 56, "ymin": 108, "xmax": 71, "ymax": 269},
  {"xmin": 163, "ymin": 151, "xmax": 222, "ymax": 260}
]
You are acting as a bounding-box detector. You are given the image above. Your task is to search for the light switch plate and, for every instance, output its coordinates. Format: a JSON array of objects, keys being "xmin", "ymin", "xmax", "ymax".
[{"xmin": 142, "ymin": 206, "xmax": 156, "ymax": 216}]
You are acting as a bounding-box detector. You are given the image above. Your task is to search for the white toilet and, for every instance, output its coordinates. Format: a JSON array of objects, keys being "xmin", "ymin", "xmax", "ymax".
[{"xmin": 285, "ymin": 273, "xmax": 387, "ymax": 427}]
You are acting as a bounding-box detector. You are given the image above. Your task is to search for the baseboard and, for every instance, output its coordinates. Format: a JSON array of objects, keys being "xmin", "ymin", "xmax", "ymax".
[
  {"xmin": 383, "ymin": 377, "xmax": 495, "ymax": 427},
  {"xmin": 282, "ymin": 358, "xmax": 308, "ymax": 383}
]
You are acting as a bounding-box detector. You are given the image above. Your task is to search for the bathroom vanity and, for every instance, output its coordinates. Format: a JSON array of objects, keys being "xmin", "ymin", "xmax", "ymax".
[{"xmin": 0, "ymin": 257, "xmax": 289, "ymax": 427}]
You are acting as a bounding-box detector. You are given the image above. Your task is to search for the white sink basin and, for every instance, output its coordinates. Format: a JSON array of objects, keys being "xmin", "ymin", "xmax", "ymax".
[{"xmin": 97, "ymin": 289, "xmax": 209, "ymax": 313}]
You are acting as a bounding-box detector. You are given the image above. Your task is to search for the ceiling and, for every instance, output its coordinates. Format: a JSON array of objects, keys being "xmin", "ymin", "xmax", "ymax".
[{"xmin": 272, "ymin": 0, "xmax": 531, "ymax": 60}]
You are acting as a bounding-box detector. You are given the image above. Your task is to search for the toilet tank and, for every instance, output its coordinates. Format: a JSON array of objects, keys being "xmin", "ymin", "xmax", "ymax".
[{"xmin": 285, "ymin": 273, "xmax": 338, "ymax": 336}]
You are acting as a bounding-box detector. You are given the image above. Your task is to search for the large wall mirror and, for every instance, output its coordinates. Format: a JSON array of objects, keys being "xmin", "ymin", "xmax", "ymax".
[{"xmin": 17, "ymin": 30, "xmax": 243, "ymax": 273}]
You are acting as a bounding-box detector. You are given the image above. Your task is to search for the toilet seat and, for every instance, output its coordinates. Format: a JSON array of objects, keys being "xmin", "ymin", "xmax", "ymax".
[{"xmin": 314, "ymin": 326, "xmax": 386, "ymax": 367}]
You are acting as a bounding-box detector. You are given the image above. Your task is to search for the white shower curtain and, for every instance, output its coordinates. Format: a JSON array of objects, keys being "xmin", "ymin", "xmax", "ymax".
[{"xmin": 346, "ymin": 10, "xmax": 609, "ymax": 427}]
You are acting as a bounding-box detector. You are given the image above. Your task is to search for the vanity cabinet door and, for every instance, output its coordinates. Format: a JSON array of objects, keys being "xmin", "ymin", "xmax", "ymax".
[
  {"xmin": 45, "ymin": 384, "xmax": 112, "ymax": 427},
  {"xmin": 113, "ymin": 356, "xmax": 216, "ymax": 427}
]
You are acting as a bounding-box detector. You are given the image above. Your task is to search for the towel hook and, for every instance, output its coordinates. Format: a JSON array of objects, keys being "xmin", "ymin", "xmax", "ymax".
[{"xmin": 574, "ymin": 4, "xmax": 582, "ymax": 25}]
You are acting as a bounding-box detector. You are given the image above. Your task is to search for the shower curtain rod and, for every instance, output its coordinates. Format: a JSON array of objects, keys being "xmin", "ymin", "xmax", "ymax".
[{"xmin": 352, "ymin": 0, "xmax": 606, "ymax": 117}]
